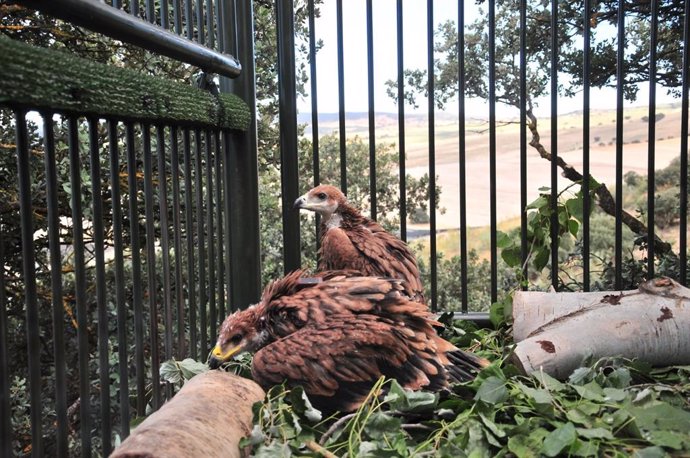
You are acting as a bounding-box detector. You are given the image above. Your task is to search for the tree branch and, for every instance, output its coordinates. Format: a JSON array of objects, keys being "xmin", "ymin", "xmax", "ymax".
[{"xmin": 525, "ymin": 107, "xmax": 673, "ymax": 256}]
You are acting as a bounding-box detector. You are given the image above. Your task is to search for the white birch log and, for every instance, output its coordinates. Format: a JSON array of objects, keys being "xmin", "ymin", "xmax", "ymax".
[
  {"xmin": 110, "ymin": 371, "xmax": 264, "ymax": 458},
  {"xmin": 510, "ymin": 278, "xmax": 690, "ymax": 379}
]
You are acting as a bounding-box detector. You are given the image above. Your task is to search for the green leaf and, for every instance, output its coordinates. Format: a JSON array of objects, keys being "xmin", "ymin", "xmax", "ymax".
[
  {"xmin": 534, "ymin": 371, "xmax": 566, "ymax": 392},
  {"xmin": 570, "ymin": 439, "xmax": 599, "ymax": 457},
  {"xmin": 515, "ymin": 381, "xmax": 553, "ymax": 406},
  {"xmin": 646, "ymin": 430, "xmax": 689, "ymax": 450},
  {"xmin": 474, "ymin": 376, "xmax": 508, "ymax": 405},
  {"xmin": 576, "ymin": 427, "xmax": 613, "ymax": 440},
  {"xmin": 501, "ymin": 246, "xmax": 522, "ymax": 267},
  {"xmin": 566, "ymin": 408, "xmax": 592, "ymax": 427},
  {"xmin": 159, "ymin": 360, "xmax": 183, "ymax": 384},
  {"xmin": 573, "ymin": 382, "xmax": 605, "ymax": 401},
  {"xmin": 363, "ymin": 412, "xmax": 403, "ymax": 440},
  {"xmin": 177, "ymin": 358, "xmax": 209, "ymax": 380},
  {"xmin": 603, "ymin": 387, "xmax": 627, "ymax": 402},
  {"xmin": 287, "ymin": 386, "xmax": 322, "ymax": 422},
  {"xmin": 542, "ymin": 422, "xmax": 577, "ymax": 457},
  {"xmin": 569, "ymin": 367, "xmax": 593, "ymax": 385},
  {"xmin": 632, "ymin": 446, "xmax": 667, "ymax": 458},
  {"xmin": 626, "ymin": 401, "xmax": 690, "ymax": 433},
  {"xmin": 384, "ymin": 379, "xmax": 438, "ymax": 412},
  {"xmin": 496, "ymin": 230, "xmax": 513, "ymax": 248},
  {"xmin": 565, "ymin": 196, "xmax": 584, "ymax": 221},
  {"xmin": 526, "ymin": 195, "xmax": 549, "ymax": 211},
  {"xmin": 568, "ymin": 219, "xmax": 579, "ymax": 237},
  {"xmin": 533, "ymin": 246, "xmax": 550, "ymax": 271},
  {"xmin": 508, "ymin": 435, "xmax": 538, "ymax": 458}
]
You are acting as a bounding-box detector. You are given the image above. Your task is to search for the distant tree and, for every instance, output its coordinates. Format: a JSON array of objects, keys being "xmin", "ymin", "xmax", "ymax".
[{"xmin": 387, "ymin": 0, "xmax": 683, "ymax": 284}]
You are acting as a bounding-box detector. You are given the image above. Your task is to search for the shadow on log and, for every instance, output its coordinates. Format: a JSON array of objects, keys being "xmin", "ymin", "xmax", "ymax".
[
  {"xmin": 510, "ymin": 278, "xmax": 690, "ymax": 379},
  {"xmin": 111, "ymin": 371, "xmax": 264, "ymax": 458}
]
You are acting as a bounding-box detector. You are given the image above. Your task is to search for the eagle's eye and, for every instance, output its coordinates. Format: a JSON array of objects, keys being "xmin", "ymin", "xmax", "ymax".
[
  {"xmin": 228, "ymin": 333, "xmax": 243, "ymax": 345},
  {"xmin": 316, "ymin": 192, "xmax": 327, "ymax": 200}
]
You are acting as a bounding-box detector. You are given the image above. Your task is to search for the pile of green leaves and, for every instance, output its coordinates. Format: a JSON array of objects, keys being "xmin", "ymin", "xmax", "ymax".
[{"xmin": 240, "ymin": 320, "xmax": 690, "ymax": 457}]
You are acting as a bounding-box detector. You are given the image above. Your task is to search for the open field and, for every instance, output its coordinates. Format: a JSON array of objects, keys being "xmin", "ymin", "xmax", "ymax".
[{"xmin": 307, "ymin": 103, "xmax": 688, "ymax": 232}]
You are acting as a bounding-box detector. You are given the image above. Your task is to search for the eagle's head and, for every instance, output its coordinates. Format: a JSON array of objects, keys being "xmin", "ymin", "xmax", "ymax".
[
  {"xmin": 293, "ymin": 185, "xmax": 346, "ymax": 219},
  {"xmin": 208, "ymin": 306, "xmax": 269, "ymax": 369}
]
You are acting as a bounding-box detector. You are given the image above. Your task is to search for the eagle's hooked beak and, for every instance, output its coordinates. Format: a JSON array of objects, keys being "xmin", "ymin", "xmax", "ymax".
[
  {"xmin": 293, "ymin": 195, "xmax": 307, "ymax": 210},
  {"xmin": 208, "ymin": 344, "xmax": 242, "ymax": 369}
]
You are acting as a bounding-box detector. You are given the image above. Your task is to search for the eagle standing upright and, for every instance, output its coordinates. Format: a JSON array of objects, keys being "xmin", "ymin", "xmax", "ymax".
[
  {"xmin": 294, "ymin": 185, "xmax": 425, "ymax": 303},
  {"xmin": 208, "ymin": 270, "xmax": 489, "ymax": 413}
]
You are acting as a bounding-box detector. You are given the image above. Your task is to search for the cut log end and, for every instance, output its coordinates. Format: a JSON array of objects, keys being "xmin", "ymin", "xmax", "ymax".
[
  {"xmin": 111, "ymin": 371, "xmax": 264, "ymax": 458},
  {"xmin": 511, "ymin": 277, "xmax": 690, "ymax": 379}
]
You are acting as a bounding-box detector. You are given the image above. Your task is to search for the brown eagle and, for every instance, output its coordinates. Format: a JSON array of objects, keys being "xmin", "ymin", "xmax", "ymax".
[
  {"xmin": 208, "ymin": 270, "xmax": 489, "ymax": 413},
  {"xmin": 294, "ymin": 185, "xmax": 425, "ymax": 303}
]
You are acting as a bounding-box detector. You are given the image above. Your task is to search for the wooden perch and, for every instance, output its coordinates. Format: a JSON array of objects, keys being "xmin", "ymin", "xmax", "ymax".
[
  {"xmin": 111, "ymin": 371, "xmax": 264, "ymax": 458},
  {"xmin": 510, "ymin": 278, "xmax": 690, "ymax": 379}
]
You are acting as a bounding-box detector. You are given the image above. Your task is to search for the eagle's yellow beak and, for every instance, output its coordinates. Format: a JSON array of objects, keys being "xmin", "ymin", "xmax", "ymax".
[{"xmin": 208, "ymin": 344, "xmax": 242, "ymax": 368}]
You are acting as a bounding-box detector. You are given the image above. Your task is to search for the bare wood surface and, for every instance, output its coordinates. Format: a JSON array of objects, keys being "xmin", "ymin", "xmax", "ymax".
[
  {"xmin": 111, "ymin": 371, "xmax": 264, "ymax": 458},
  {"xmin": 511, "ymin": 278, "xmax": 690, "ymax": 379}
]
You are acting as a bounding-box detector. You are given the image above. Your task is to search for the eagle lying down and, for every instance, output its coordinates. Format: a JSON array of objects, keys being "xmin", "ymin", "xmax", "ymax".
[
  {"xmin": 209, "ymin": 270, "xmax": 489, "ymax": 413},
  {"xmin": 294, "ymin": 185, "xmax": 425, "ymax": 304}
]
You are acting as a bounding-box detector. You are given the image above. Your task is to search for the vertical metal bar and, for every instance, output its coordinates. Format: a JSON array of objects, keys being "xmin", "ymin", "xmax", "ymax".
[
  {"xmin": 68, "ymin": 116, "xmax": 92, "ymax": 457},
  {"xmin": 206, "ymin": 131, "xmax": 217, "ymax": 340},
  {"xmin": 427, "ymin": 0, "xmax": 437, "ymax": 312},
  {"xmin": 647, "ymin": 0, "xmax": 658, "ymax": 277},
  {"xmin": 185, "ymin": 0, "xmax": 194, "ymax": 39},
  {"xmin": 614, "ymin": 0, "xmax": 625, "ymax": 290},
  {"xmin": 170, "ymin": 127, "xmax": 186, "ymax": 358},
  {"xmin": 174, "ymin": 0, "xmax": 182, "ymax": 34},
  {"xmin": 215, "ymin": 0, "xmax": 224, "ymax": 53},
  {"xmin": 397, "ymin": 0, "xmax": 407, "ymax": 242},
  {"xmin": 336, "ymin": 0, "xmax": 347, "ymax": 194},
  {"xmin": 125, "ymin": 123, "xmax": 146, "ymax": 417},
  {"xmin": 519, "ymin": 0, "xmax": 528, "ymax": 288},
  {"xmin": 225, "ymin": 0, "xmax": 262, "ymax": 309},
  {"xmin": 308, "ymin": 0, "xmax": 321, "ymax": 245},
  {"xmin": 156, "ymin": 126, "xmax": 174, "ymax": 384},
  {"xmin": 215, "ymin": 131, "xmax": 225, "ymax": 324},
  {"xmin": 162, "ymin": 0, "xmax": 170, "ymax": 29},
  {"xmin": 131, "ymin": 0, "xmax": 140, "ymax": 17},
  {"xmin": 366, "ymin": 0, "xmax": 376, "ymax": 221},
  {"xmin": 582, "ymin": 0, "xmax": 591, "ymax": 291},
  {"xmin": 88, "ymin": 117, "xmax": 112, "ymax": 456},
  {"xmin": 549, "ymin": 0, "xmax": 558, "ymax": 290},
  {"xmin": 183, "ymin": 129, "xmax": 198, "ymax": 358},
  {"xmin": 488, "ymin": 0, "xmax": 497, "ymax": 303},
  {"xmin": 108, "ymin": 120, "xmax": 130, "ymax": 438},
  {"xmin": 0, "ymin": 212, "xmax": 10, "ymax": 458},
  {"xmin": 146, "ymin": 0, "xmax": 155, "ymax": 23},
  {"xmin": 142, "ymin": 125, "xmax": 162, "ymax": 410},
  {"xmin": 206, "ymin": 0, "xmax": 215, "ymax": 49},
  {"xmin": 194, "ymin": 129, "xmax": 208, "ymax": 353},
  {"xmin": 43, "ymin": 114, "xmax": 69, "ymax": 455},
  {"xmin": 680, "ymin": 0, "xmax": 690, "ymax": 286},
  {"xmin": 16, "ymin": 110, "xmax": 43, "ymax": 457},
  {"xmin": 221, "ymin": 130, "xmax": 233, "ymax": 310},
  {"xmin": 196, "ymin": 0, "xmax": 205, "ymax": 44},
  {"xmin": 113, "ymin": 0, "xmax": 122, "ymax": 8},
  {"xmin": 276, "ymin": 0, "xmax": 301, "ymax": 273},
  {"xmin": 458, "ymin": 0, "xmax": 468, "ymax": 312}
]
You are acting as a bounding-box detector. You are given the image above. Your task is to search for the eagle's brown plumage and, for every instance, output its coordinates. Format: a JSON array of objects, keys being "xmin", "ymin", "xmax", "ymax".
[
  {"xmin": 294, "ymin": 185, "xmax": 425, "ymax": 303},
  {"xmin": 209, "ymin": 270, "xmax": 489, "ymax": 413}
]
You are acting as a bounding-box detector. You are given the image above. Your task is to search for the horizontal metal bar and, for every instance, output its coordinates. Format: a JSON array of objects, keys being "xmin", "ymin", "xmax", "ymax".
[
  {"xmin": 16, "ymin": 0, "xmax": 241, "ymax": 78},
  {"xmin": 449, "ymin": 312, "xmax": 492, "ymax": 329}
]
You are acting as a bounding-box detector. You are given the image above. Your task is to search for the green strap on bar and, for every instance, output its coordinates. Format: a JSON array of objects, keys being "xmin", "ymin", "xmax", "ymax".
[{"xmin": 0, "ymin": 34, "xmax": 251, "ymax": 131}]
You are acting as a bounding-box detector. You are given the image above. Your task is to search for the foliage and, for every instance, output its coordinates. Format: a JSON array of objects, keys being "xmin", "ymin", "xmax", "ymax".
[
  {"xmin": 388, "ymin": 0, "xmax": 686, "ymax": 110},
  {"xmin": 242, "ymin": 319, "xmax": 690, "ymax": 457}
]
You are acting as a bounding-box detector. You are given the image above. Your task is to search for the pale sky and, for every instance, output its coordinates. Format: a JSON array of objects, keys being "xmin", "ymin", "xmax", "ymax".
[{"xmin": 297, "ymin": 0, "xmax": 674, "ymax": 119}]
